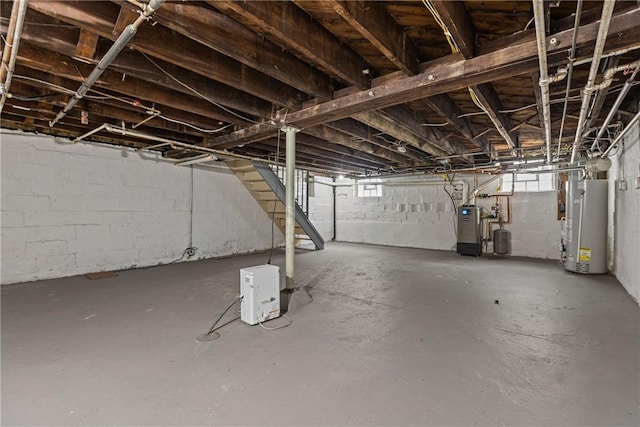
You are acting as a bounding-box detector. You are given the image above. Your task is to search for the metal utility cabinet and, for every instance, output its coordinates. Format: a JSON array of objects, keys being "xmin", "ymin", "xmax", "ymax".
[{"xmin": 457, "ymin": 206, "xmax": 482, "ymax": 256}]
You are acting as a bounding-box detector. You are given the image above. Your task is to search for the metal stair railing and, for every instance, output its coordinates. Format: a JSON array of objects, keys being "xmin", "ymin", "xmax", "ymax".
[{"xmin": 253, "ymin": 162, "xmax": 324, "ymax": 250}]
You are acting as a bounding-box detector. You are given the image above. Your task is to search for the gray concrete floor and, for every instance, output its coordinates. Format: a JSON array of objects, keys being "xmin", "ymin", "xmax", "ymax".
[{"xmin": 2, "ymin": 242, "xmax": 639, "ymax": 426}]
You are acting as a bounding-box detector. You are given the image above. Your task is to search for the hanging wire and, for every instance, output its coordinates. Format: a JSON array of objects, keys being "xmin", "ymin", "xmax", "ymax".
[{"xmin": 140, "ymin": 52, "xmax": 262, "ymax": 124}]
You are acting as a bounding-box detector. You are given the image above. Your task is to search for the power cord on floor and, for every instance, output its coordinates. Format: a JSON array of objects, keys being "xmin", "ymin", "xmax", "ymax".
[
  {"xmin": 258, "ymin": 314, "xmax": 293, "ymax": 331},
  {"xmin": 127, "ymin": 246, "xmax": 197, "ymax": 271},
  {"xmin": 197, "ymin": 296, "xmax": 243, "ymax": 341},
  {"xmin": 168, "ymin": 247, "xmax": 198, "ymax": 264}
]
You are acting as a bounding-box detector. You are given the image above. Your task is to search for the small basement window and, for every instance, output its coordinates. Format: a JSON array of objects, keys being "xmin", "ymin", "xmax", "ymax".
[
  {"xmin": 501, "ymin": 170, "xmax": 554, "ymax": 192},
  {"xmin": 356, "ymin": 179, "xmax": 382, "ymax": 197}
]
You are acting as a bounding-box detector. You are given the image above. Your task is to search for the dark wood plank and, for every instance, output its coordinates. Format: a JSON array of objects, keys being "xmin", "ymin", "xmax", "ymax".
[
  {"xmin": 317, "ymin": 0, "xmax": 481, "ymax": 157},
  {"xmin": 208, "ymin": 0, "xmax": 370, "ymax": 88},
  {"xmin": 530, "ymin": 71, "xmax": 545, "ymax": 140},
  {"xmin": 27, "ymin": 1, "xmax": 307, "ymax": 109},
  {"xmin": 326, "ymin": 118, "xmax": 430, "ymax": 163},
  {"xmin": 429, "ymin": 0, "xmax": 517, "ymax": 150},
  {"xmin": 430, "ymin": 0, "xmax": 476, "ymax": 57},
  {"xmin": 74, "ymin": 29, "xmax": 99, "ymax": 61},
  {"xmin": 149, "ymin": 1, "xmax": 334, "ymax": 99},
  {"xmin": 210, "ymin": 6, "xmax": 640, "ymax": 147},
  {"xmin": 321, "ymin": 0, "xmax": 420, "ymax": 75},
  {"xmin": 353, "ymin": 110, "xmax": 447, "ymax": 158},
  {"xmin": 112, "ymin": 4, "xmax": 138, "ymax": 35},
  {"xmin": 14, "ymin": 46, "xmax": 251, "ymax": 126},
  {"xmin": 423, "ymin": 94, "xmax": 490, "ymax": 152},
  {"xmin": 586, "ymin": 57, "xmax": 620, "ymax": 131},
  {"xmin": 302, "ymin": 125, "xmax": 414, "ymax": 165},
  {"xmin": 15, "ymin": 14, "xmax": 273, "ymax": 119},
  {"xmin": 471, "ymin": 83, "xmax": 519, "ymax": 149}
]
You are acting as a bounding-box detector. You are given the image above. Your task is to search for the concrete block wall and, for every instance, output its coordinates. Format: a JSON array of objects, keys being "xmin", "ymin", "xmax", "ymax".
[
  {"xmin": 334, "ymin": 179, "xmax": 459, "ymax": 251},
  {"xmin": 308, "ymin": 178, "xmax": 334, "ymax": 241},
  {"xmin": 0, "ymin": 132, "xmax": 281, "ymax": 284},
  {"xmin": 609, "ymin": 123, "xmax": 640, "ymax": 303},
  {"xmin": 310, "ymin": 175, "xmax": 561, "ymax": 259}
]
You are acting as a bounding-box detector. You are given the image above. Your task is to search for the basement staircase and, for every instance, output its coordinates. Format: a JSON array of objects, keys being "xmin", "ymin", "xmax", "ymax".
[{"xmin": 227, "ymin": 160, "xmax": 324, "ymax": 250}]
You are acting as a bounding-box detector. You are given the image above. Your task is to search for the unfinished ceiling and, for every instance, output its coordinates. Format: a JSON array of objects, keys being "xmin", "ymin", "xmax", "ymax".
[{"xmin": 1, "ymin": 1, "xmax": 640, "ymax": 176}]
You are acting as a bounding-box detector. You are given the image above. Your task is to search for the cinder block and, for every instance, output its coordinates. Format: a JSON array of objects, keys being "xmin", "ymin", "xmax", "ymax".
[
  {"xmin": 25, "ymin": 240, "xmax": 68, "ymax": 256},
  {"xmin": 34, "ymin": 225, "xmax": 77, "ymax": 241},
  {"xmin": 4, "ymin": 194, "xmax": 50, "ymax": 211},
  {"xmin": 1, "ymin": 211, "xmax": 24, "ymax": 227}
]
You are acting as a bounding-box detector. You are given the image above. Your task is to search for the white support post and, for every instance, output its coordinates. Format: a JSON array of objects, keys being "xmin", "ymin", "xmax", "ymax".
[{"xmin": 282, "ymin": 126, "xmax": 299, "ymax": 290}]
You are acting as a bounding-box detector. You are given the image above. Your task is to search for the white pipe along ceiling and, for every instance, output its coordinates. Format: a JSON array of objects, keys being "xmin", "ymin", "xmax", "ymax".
[{"xmin": 570, "ymin": 0, "xmax": 616, "ymax": 164}]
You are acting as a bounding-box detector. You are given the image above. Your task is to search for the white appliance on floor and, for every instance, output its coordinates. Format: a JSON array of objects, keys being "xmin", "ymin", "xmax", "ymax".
[{"xmin": 240, "ymin": 265, "xmax": 280, "ymax": 325}]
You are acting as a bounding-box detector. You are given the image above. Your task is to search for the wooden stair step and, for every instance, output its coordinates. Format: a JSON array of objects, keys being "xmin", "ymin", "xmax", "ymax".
[
  {"xmin": 226, "ymin": 159, "xmax": 253, "ymax": 169},
  {"xmin": 249, "ymin": 181, "xmax": 272, "ymax": 192},
  {"xmin": 239, "ymin": 171, "xmax": 263, "ymax": 182}
]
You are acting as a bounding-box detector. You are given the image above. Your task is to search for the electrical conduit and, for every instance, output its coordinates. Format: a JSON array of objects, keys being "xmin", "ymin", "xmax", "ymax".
[{"xmin": 49, "ymin": 0, "xmax": 166, "ymax": 127}]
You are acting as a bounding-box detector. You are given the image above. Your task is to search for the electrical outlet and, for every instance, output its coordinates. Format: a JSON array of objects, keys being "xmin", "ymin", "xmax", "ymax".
[
  {"xmin": 636, "ymin": 177, "xmax": 640, "ymax": 190},
  {"xmin": 618, "ymin": 180, "xmax": 627, "ymax": 191}
]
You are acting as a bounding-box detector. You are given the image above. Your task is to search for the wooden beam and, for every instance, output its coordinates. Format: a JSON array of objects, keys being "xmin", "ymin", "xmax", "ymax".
[
  {"xmin": 15, "ymin": 17, "xmax": 272, "ymax": 118},
  {"xmin": 377, "ymin": 106, "xmax": 467, "ymax": 158},
  {"xmin": 301, "ymin": 125, "xmax": 415, "ymax": 166},
  {"xmin": 429, "ymin": 1, "xmax": 475, "ymax": 57},
  {"xmin": 207, "ymin": 0, "xmax": 370, "ymax": 88},
  {"xmin": 7, "ymin": 95, "xmax": 209, "ymax": 139},
  {"xmin": 320, "ymin": 0, "xmax": 420, "ymax": 75},
  {"xmin": 210, "ymin": 6, "xmax": 640, "ymax": 147},
  {"xmin": 74, "ymin": 29, "xmax": 99, "ymax": 61},
  {"xmin": 250, "ymin": 142, "xmax": 374, "ymax": 170},
  {"xmin": 13, "ymin": 47, "xmax": 250, "ymax": 126},
  {"xmin": 1, "ymin": 113, "xmax": 169, "ymax": 149},
  {"xmin": 316, "ymin": 0, "xmax": 479, "ymax": 158},
  {"xmin": 586, "ymin": 57, "xmax": 620, "ymax": 131},
  {"xmin": 428, "ymin": 0, "xmax": 517, "ymax": 150},
  {"xmin": 27, "ymin": 1, "xmax": 307, "ymax": 109},
  {"xmin": 257, "ymin": 137, "xmax": 390, "ymax": 170},
  {"xmin": 148, "ymin": 1, "xmax": 334, "ymax": 99},
  {"xmin": 471, "ymin": 83, "xmax": 519, "ymax": 149},
  {"xmin": 423, "ymin": 94, "xmax": 491, "ymax": 152},
  {"xmin": 326, "ymin": 118, "xmax": 428, "ymax": 163},
  {"xmin": 112, "ymin": 4, "xmax": 138, "ymax": 35},
  {"xmin": 530, "ymin": 72, "xmax": 545, "ymax": 140},
  {"xmin": 353, "ymin": 111, "xmax": 448, "ymax": 158}
]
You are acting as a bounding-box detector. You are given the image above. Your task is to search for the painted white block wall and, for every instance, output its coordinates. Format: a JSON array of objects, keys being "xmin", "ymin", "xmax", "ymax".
[
  {"xmin": 0, "ymin": 132, "xmax": 282, "ymax": 284},
  {"xmin": 308, "ymin": 179, "xmax": 333, "ymax": 241},
  {"xmin": 310, "ymin": 175, "xmax": 561, "ymax": 259},
  {"xmin": 608, "ymin": 123, "xmax": 640, "ymax": 303}
]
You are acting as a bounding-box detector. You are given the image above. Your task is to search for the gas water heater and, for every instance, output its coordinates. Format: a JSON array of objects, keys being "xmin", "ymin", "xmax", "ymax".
[{"xmin": 564, "ymin": 178, "xmax": 608, "ymax": 274}]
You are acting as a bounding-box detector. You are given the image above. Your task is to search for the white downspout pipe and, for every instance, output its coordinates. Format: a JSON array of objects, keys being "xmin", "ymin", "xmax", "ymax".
[
  {"xmin": 49, "ymin": 0, "xmax": 165, "ymax": 127},
  {"xmin": 533, "ymin": 0, "xmax": 553, "ymax": 164},
  {"xmin": 570, "ymin": 0, "xmax": 616, "ymax": 163},
  {"xmin": 0, "ymin": 0, "xmax": 28, "ymax": 114},
  {"xmin": 282, "ymin": 126, "xmax": 299, "ymax": 291}
]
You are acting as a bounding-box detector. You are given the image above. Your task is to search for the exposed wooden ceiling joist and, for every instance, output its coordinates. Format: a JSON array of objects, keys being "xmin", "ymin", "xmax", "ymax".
[
  {"xmin": 210, "ymin": 6, "xmax": 640, "ymax": 148},
  {"xmin": 1, "ymin": 1, "xmax": 639, "ymax": 175}
]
